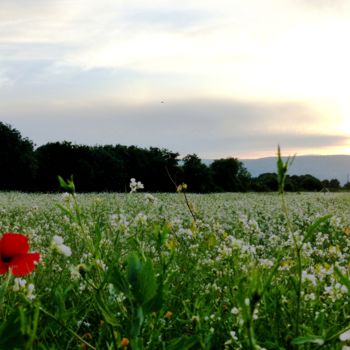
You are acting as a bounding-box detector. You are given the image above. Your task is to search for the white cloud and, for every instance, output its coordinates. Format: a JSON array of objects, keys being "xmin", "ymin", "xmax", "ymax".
[
  {"xmin": 0, "ymin": 68, "xmax": 12, "ymax": 88},
  {"xmin": 1, "ymin": 0, "xmax": 350, "ymax": 157}
]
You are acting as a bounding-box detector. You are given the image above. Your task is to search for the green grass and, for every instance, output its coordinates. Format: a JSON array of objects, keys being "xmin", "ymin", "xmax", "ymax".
[{"xmin": 1, "ymin": 191, "xmax": 350, "ymax": 349}]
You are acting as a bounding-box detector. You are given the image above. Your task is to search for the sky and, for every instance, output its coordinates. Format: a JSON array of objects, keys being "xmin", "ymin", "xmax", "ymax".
[{"xmin": 1, "ymin": 0, "xmax": 350, "ymax": 159}]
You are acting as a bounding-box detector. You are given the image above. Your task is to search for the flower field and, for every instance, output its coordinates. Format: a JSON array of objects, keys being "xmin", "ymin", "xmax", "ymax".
[{"xmin": 2, "ymin": 190, "xmax": 350, "ymax": 349}]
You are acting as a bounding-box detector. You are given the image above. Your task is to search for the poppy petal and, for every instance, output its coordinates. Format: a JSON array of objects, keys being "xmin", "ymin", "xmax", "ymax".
[
  {"xmin": 0, "ymin": 261, "xmax": 8, "ymax": 274},
  {"xmin": 10, "ymin": 253, "xmax": 40, "ymax": 276},
  {"xmin": 0, "ymin": 233, "xmax": 29, "ymax": 257}
]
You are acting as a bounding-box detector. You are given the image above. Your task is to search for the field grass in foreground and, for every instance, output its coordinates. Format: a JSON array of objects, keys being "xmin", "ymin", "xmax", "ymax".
[{"xmin": 1, "ymin": 191, "xmax": 350, "ymax": 349}]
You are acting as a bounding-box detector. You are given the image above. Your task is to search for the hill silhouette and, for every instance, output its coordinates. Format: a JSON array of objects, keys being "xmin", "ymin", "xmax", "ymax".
[{"xmin": 240, "ymin": 155, "xmax": 350, "ymax": 185}]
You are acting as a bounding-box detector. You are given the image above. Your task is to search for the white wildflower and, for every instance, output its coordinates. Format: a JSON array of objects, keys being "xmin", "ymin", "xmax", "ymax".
[
  {"xmin": 129, "ymin": 178, "xmax": 144, "ymax": 193},
  {"xmin": 145, "ymin": 193, "xmax": 157, "ymax": 203},
  {"xmin": 95, "ymin": 259, "xmax": 107, "ymax": 271},
  {"xmin": 13, "ymin": 277, "xmax": 27, "ymax": 291},
  {"xmin": 53, "ymin": 235, "xmax": 64, "ymax": 245},
  {"xmin": 51, "ymin": 235, "xmax": 72, "ymax": 257},
  {"xmin": 134, "ymin": 212, "xmax": 147, "ymax": 224},
  {"xmin": 230, "ymin": 331, "xmax": 238, "ymax": 340},
  {"xmin": 340, "ymin": 329, "xmax": 350, "ymax": 341},
  {"xmin": 77, "ymin": 320, "xmax": 91, "ymax": 328},
  {"xmin": 27, "ymin": 283, "xmax": 36, "ymax": 300},
  {"xmin": 62, "ymin": 192, "xmax": 71, "ymax": 201},
  {"xmin": 70, "ymin": 265, "xmax": 81, "ymax": 280},
  {"xmin": 231, "ymin": 307, "xmax": 239, "ymax": 315}
]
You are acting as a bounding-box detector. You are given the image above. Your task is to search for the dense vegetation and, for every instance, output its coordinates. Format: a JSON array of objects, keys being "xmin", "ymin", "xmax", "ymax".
[
  {"xmin": 2, "ymin": 189, "xmax": 350, "ymax": 349},
  {"xmin": 0, "ymin": 121, "xmax": 345, "ymax": 192}
]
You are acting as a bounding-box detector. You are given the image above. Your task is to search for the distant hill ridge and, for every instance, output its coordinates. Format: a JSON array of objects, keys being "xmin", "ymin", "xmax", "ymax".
[{"xmin": 203, "ymin": 155, "xmax": 350, "ymax": 185}]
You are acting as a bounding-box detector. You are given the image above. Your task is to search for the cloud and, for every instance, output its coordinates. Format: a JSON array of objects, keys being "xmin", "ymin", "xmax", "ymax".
[
  {"xmin": 1, "ymin": 0, "xmax": 349, "ymax": 103},
  {"xmin": 1, "ymin": 98, "xmax": 346, "ymax": 158},
  {"xmin": 0, "ymin": 69, "xmax": 13, "ymax": 88},
  {"xmin": 121, "ymin": 7, "xmax": 212, "ymax": 31},
  {"xmin": 0, "ymin": 0, "xmax": 349, "ymax": 160},
  {"xmin": 298, "ymin": 0, "xmax": 349, "ymax": 10}
]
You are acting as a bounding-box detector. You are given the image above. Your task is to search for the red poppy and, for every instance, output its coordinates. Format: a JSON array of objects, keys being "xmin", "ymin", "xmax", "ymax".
[{"xmin": 0, "ymin": 233, "xmax": 40, "ymax": 276}]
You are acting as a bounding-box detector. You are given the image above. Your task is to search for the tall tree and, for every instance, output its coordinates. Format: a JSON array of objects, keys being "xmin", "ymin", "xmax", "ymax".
[
  {"xmin": 297, "ymin": 174, "xmax": 322, "ymax": 191},
  {"xmin": 251, "ymin": 173, "xmax": 278, "ymax": 192},
  {"xmin": 181, "ymin": 154, "xmax": 213, "ymax": 192},
  {"xmin": 210, "ymin": 157, "xmax": 251, "ymax": 192},
  {"xmin": 0, "ymin": 122, "xmax": 36, "ymax": 191},
  {"xmin": 35, "ymin": 142, "xmax": 77, "ymax": 191}
]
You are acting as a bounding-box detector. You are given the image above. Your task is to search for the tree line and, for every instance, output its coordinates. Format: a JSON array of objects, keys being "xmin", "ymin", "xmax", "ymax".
[{"xmin": 0, "ymin": 121, "xmax": 346, "ymax": 193}]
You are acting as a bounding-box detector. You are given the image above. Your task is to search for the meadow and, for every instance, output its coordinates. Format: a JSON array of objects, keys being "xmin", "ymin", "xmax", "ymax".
[{"xmin": 2, "ymin": 187, "xmax": 350, "ymax": 349}]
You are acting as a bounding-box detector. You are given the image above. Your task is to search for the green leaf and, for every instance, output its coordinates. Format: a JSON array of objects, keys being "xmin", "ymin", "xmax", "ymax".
[
  {"xmin": 127, "ymin": 253, "xmax": 142, "ymax": 290},
  {"xmin": 58, "ymin": 175, "xmax": 75, "ymax": 193},
  {"xmin": 130, "ymin": 306, "xmax": 144, "ymax": 338},
  {"xmin": 166, "ymin": 336, "xmax": 199, "ymax": 350},
  {"xmin": 143, "ymin": 284, "xmax": 163, "ymax": 313},
  {"xmin": 127, "ymin": 253, "xmax": 158, "ymax": 306},
  {"xmin": 303, "ymin": 214, "xmax": 332, "ymax": 243},
  {"xmin": 138, "ymin": 260, "xmax": 157, "ymax": 305},
  {"xmin": 291, "ymin": 335, "xmax": 324, "ymax": 345},
  {"xmin": 276, "ymin": 145, "xmax": 295, "ymax": 194},
  {"xmin": 0, "ymin": 310, "xmax": 25, "ymax": 349},
  {"xmin": 108, "ymin": 265, "xmax": 131, "ymax": 296},
  {"xmin": 94, "ymin": 292, "xmax": 118, "ymax": 327},
  {"xmin": 56, "ymin": 203, "xmax": 73, "ymax": 219}
]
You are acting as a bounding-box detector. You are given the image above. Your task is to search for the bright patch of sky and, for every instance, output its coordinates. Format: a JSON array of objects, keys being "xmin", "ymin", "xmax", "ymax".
[{"xmin": 1, "ymin": 0, "xmax": 350, "ymax": 158}]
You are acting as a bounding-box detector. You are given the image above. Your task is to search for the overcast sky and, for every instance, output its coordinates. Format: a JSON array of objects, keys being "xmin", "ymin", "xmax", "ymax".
[{"xmin": 1, "ymin": 0, "xmax": 350, "ymax": 159}]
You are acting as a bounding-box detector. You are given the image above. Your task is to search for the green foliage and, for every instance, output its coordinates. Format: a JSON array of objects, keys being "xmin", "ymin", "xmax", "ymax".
[
  {"xmin": 322, "ymin": 178, "xmax": 341, "ymax": 191},
  {"xmin": 58, "ymin": 175, "xmax": 75, "ymax": 194},
  {"xmin": 210, "ymin": 157, "xmax": 251, "ymax": 192},
  {"xmin": 2, "ymin": 189, "xmax": 350, "ymax": 349},
  {"xmin": 0, "ymin": 304, "xmax": 41, "ymax": 350},
  {"xmin": 277, "ymin": 145, "xmax": 295, "ymax": 194},
  {"xmin": 291, "ymin": 335, "xmax": 325, "ymax": 346},
  {"xmin": 0, "ymin": 310, "xmax": 25, "ymax": 349},
  {"xmin": 181, "ymin": 154, "xmax": 213, "ymax": 193},
  {"xmin": 126, "ymin": 253, "xmax": 158, "ymax": 307},
  {"xmin": 0, "ymin": 121, "xmax": 36, "ymax": 191}
]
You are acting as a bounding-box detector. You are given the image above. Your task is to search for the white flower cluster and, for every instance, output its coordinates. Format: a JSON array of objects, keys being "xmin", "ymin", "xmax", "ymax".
[
  {"xmin": 13, "ymin": 278, "xmax": 36, "ymax": 300},
  {"xmin": 129, "ymin": 178, "xmax": 144, "ymax": 193},
  {"xmin": 324, "ymin": 282, "xmax": 348, "ymax": 302},
  {"xmin": 110, "ymin": 213, "xmax": 129, "ymax": 231},
  {"xmin": 144, "ymin": 193, "xmax": 157, "ymax": 203},
  {"xmin": 51, "ymin": 235, "xmax": 72, "ymax": 257},
  {"xmin": 340, "ymin": 328, "xmax": 350, "ymax": 343}
]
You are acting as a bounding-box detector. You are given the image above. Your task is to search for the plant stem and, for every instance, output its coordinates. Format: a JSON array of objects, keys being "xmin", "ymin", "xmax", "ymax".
[
  {"xmin": 39, "ymin": 306, "xmax": 96, "ymax": 350},
  {"xmin": 281, "ymin": 191, "xmax": 302, "ymax": 338}
]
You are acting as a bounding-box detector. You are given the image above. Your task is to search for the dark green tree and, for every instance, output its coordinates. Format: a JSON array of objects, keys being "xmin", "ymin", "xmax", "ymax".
[
  {"xmin": 299, "ymin": 174, "xmax": 322, "ymax": 191},
  {"xmin": 210, "ymin": 157, "xmax": 251, "ymax": 192},
  {"xmin": 343, "ymin": 182, "xmax": 350, "ymax": 191},
  {"xmin": 328, "ymin": 178, "xmax": 341, "ymax": 191},
  {"xmin": 35, "ymin": 142, "xmax": 78, "ymax": 191},
  {"xmin": 181, "ymin": 154, "xmax": 213, "ymax": 193},
  {"xmin": 35, "ymin": 142, "xmax": 99, "ymax": 192},
  {"xmin": 124, "ymin": 146, "xmax": 179, "ymax": 192},
  {"xmin": 321, "ymin": 178, "xmax": 340, "ymax": 191},
  {"xmin": 251, "ymin": 173, "xmax": 278, "ymax": 192},
  {"xmin": 0, "ymin": 122, "xmax": 36, "ymax": 191},
  {"xmin": 91, "ymin": 145, "xmax": 128, "ymax": 192}
]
